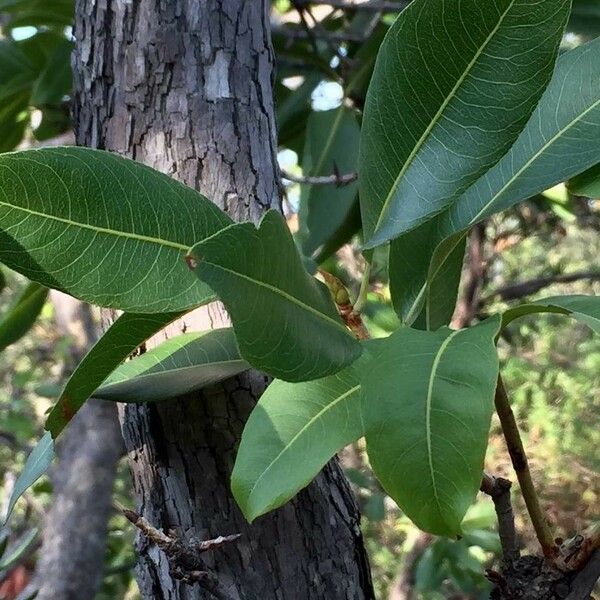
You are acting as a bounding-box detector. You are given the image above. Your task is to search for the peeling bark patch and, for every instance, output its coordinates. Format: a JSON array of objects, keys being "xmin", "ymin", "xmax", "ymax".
[{"xmin": 206, "ymin": 51, "xmax": 233, "ymax": 101}]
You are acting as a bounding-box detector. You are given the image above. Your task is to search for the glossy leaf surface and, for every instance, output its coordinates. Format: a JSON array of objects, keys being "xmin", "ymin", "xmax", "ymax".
[
  {"xmin": 359, "ymin": 0, "xmax": 570, "ymax": 247},
  {"xmin": 232, "ymin": 343, "xmax": 380, "ymax": 521},
  {"xmin": 189, "ymin": 210, "xmax": 362, "ymax": 382},
  {"xmin": 5, "ymin": 432, "xmax": 54, "ymax": 522},
  {"xmin": 0, "ymin": 282, "xmax": 48, "ymax": 352},
  {"xmin": 96, "ymin": 329, "xmax": 249, "ymax": 402},
  {"xmin": 363, "ymin": 317, "xmax": 501, "ymax": 536},
  {"xmin": 391, "ymin": 38, "xmax": 600, "ymax": 325},
  {"xmin": 298, "ymin": 107, "xmax": 360, "ymax": 259},
  {"xmin": 502, "ymin": 295, "xmax": 600, "ymax": 333},
  {"xmin": 0, "ymin": 147, "xmax": 232, "ymax": 312},
  {"xmin": 45, "ymin": 311, "xmax": 184, "ymax": 437}
]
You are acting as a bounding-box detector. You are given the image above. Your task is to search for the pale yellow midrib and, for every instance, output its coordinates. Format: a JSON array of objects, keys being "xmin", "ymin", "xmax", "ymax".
[
  {"xmin": 408, "ymin": 96, "xmax": 600, "ymax": 324},
  {"xmin": 425, "ymin": 330, "xmax": 459, "ymax": 514},
  {"xmin": 372, "ymin": 0, "xmax": 517, "ymax": 235},
  {"xmin": 0, "ymin": 200, "xmax": 188, "ymax": 251},
  {"xmin": 247, "ymin": 384, "xmax": 361, "ymax": 504},
  {"xmin": 201, "ymin": 260, "xmax": 353, "ymax": 336}
]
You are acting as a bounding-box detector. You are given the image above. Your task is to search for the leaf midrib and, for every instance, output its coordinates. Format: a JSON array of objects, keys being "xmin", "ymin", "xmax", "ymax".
[
  {"xmin": 199, "ymin": 261, "xmax": 352, "ymax": 336},
  {"xmin": 0, "ymin": 199, "xmax": 189, "ymax": 252},
  {"xmin": 371, "ymin": 0, "xmax": 517, "ymax": 238},
  {"xmin": 425, "ymin": 330, "xmax": 459, "ymax": 518},
  {"xmin": 246, "ymin": 383, "xmax": 361, "ymax": 507}
]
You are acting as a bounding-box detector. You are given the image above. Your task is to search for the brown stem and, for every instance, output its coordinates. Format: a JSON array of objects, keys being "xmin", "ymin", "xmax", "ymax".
[
  {"xmin": 494, "ymin": 376, "xmax": 557, "ymax": 559},
  {"xmin": 480, "ymin": 473, "xmax": 520, "ymax": 564}
]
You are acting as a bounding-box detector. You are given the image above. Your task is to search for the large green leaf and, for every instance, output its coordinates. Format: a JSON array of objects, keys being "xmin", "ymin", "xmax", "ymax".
[
  {"xmin": 438, "ymin": 37, "xmax": 600, "ymax": 238},
  {"xmin": 95, "ymin": 328, "xmax": 249, "ymax": 402},
  {"xmin": 232, "ymin": 342, "xmax": 380, "ymax": 521},
  {"xmin": 189, "ymin": 210, "xmax": 362, "ymax": 382},
  {"xmin": 5, "ymin": 431, "xmax": 54, "ymax": 522},
  {"xmin": 0, "ymin": 282, "xmax": 48, "ymax": 352},
  {"xmin": 298, "ymin": 107, "xmax": 360, "ymax": 259},
  {"xmin": 45, "ymin": 311, "xmax": 184, "ymax": 437},
  {"xmin": 502, "ymin": 295, "xmax": 600, "ymax": 333},
  {"xmin": 0, "ymin": 147, "xmax": 232, "ymax": 312},
  {"xmin": 363, "ymin": 317, "xmax": 501, "ymax": 536},
  {"xmin": 359, "ymin": 0, "xmax": 570, "ymax": 247},
  {"xmin": 391, "ymin": 37, "xmax": 600, "ymax": 324}
]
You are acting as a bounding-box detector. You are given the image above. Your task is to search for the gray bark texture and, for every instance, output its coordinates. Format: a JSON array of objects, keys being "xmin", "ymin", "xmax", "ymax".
[
  {"xmin": 34, "ymin": 294, "xmax": 124, "ymax": 600},
  {"xmin": 72, "ymin": 1, "xmax": 374, "ymax": 599}
]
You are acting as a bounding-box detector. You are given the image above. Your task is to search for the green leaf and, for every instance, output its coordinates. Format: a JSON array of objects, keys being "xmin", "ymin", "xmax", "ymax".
[
  {"xmin": 0, "ymin": 91, "xmax": 29, "ymax": 153},
  {"xmin": 392, "ymin": 37, "xmax": 600, "ymax": 325},
  {"xmin": 567, "ymin": 162, "xmax": 600, "ymax": 198},
  {"xmin": 0, "ymin": 282, "xmax": 48, "ymax": 352},
  {"xmin": 389, "ymin": 230, "xmax": 466, "ymax": 331},
  {"xmin": 359, "ymin": 0, "xmax": 570, "ymax": 247},
  {"xmin": 0, "ymin": 266, "xmax": 5, "ymax": 294},
  {"xmin": 232, "ymin": 342, "xmax": 379, "ymax": 521},
  {"xmin": 568, "ymin": 0, "xmax": 600, "ymax": 38},
  {"xmin": 298, "ymin": 107, "xmax": 360, "ymax": 259},
  {"xmin": 0, "ymin": 0, "xmax": 73, "ymax": 29},
  {"xmin": 95, "ymin": 329, "xmax": 249, "ymax": 402},
  {"xmin": 0, "ymin": 147, "xmax": 232, "ymax": 312},
  {"xmin": 189, "ymin": 210, "xmax": 362, "ymax": 382},
  {"xmin": 45, "ymin": 311, "xmax": 184, "ymax": 437},
  {"xmin": 438, "ymin": 37, "xmax": 600, "ymax": 239},
  {"xmin": 0, "ymin": 528, "xmax": 38, "ymax": 570},
  {"xmin": 363, "ymin": 317, "xmax": 501, "ymax": 536},
  {"xmin": 30, "ymin": 37, "xmax": 72, "ymax": 106},
  {"xmin": 275, "ymin": 74, "xmax": 320, "ymax": 149},
  {"xmin": 5, "ymin": 431, "xmax": 54, "ymax": 522},
  {"xmin": 502, "ymin": 294, "xmax": 600, "ymax": 333}
]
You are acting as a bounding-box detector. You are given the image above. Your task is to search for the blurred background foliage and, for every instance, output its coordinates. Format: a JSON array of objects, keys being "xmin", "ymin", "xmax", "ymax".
[{"xmin": 0, "ymin": 0, "xmax": 599, "ymax": 598}]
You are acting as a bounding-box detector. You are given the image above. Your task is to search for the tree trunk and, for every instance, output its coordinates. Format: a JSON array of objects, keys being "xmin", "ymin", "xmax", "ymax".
[{"xmin": 71, "ymin": 1, "xmax": 374, "ymax": 598}]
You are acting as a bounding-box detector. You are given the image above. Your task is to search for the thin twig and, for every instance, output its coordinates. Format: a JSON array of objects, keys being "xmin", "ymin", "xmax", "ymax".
[
  {"xmin": 115, "ymin": 502, "xmax": 240, "ymax": 600},
  {"xmin": 273, "ymin": 26, "xmax": 366, "ymax": 43},
  {"xmin": 298, "ymin": 1, "xmax": 350, "ymax": 65},
  {"xmin": 494, "ymin": 377, "xmax": 557, "ymax": 559},
  {"xmin": 482, "ymin": 270, "xmax": 600, "ymax": 303},
  {"xmin": 305, "ymin": 0, "xmax": 410, "ymax": 11},
  {"xmin": 480, "ymin": 473, "xmax": 520, "ymax": 564},
  {"xmin": 281, "ymin": 169, "xmax": 358, "ymax": 186},
  {"xmin": 290, "ymin": 0, "xmax": 321, "ymax": 56}
]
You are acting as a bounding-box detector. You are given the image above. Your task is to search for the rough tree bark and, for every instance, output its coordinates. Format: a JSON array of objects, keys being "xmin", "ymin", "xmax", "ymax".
[{"xmin": 72, "ymin": 1, "xmax": 374, "ymax": 598}]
